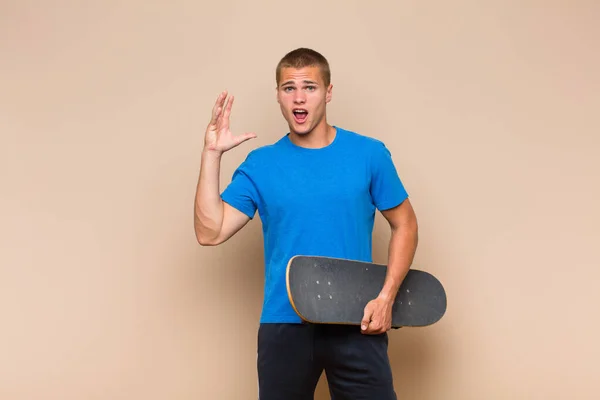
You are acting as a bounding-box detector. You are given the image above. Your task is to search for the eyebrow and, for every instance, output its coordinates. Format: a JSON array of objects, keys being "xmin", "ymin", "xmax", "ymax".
[{"xmin": 281, "ymin": 80, "xmax": 319, "ymax": 86}]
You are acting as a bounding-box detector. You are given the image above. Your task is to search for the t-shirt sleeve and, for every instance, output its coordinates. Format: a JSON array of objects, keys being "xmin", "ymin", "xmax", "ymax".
[
  {"xmin": 220, "ymin": 153, "xmax": 259, "ymax": 219},
  {"xmin": 370, "ymin": 141, "xmax": 409, "ymax": 211}
]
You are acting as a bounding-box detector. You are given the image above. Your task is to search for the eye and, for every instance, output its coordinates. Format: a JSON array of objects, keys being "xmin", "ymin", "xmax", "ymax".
[
  {"xmin": 284, "ymin": 87, "xmax": 294, "ymax": 92},
  {"xmin": 306, "ymin": 86, "xmax": 316, "ymax": 91}
]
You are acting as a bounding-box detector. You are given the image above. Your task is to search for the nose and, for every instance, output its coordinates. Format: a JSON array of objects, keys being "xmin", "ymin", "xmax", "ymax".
[{"xmin": 293, "ymin": 91, "xmax": 306, "ymax": 104}]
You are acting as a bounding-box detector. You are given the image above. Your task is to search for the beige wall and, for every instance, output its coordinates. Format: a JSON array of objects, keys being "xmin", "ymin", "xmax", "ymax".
[{"xmin": 1, "ymin": 1, "xmax": 599, "ymax": 399}]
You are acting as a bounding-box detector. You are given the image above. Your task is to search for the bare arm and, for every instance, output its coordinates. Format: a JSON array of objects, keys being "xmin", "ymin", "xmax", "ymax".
[
  {"xmin": 194, "ymin": 91, "xmax": 257, "ymax": 246},
  {"xmin": 361, "ymin": 198, "xmax": 418, "ymax": 334},
  {"xmin": 378, "ymin": 198, "xmax": 419, "ymax": 300}
]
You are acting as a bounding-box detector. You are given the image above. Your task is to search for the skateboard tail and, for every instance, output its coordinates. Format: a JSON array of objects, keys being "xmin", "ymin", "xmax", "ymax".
[{"xmin": 286, "ymin": 255, "xmax": 315, "ymax": 324}]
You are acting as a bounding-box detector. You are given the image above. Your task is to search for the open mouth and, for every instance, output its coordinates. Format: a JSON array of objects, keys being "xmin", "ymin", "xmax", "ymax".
[{"xmin": 293, "ymin": 109, "xmax": 308, "ymax": 124}]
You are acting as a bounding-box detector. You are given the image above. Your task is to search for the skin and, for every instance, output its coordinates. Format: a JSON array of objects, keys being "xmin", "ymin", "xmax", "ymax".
[
  {"xmin": 194, "ymin": 65, "xmax": 418, "ymax": 335},
  {"xmin": 275, "ymin": 66, "xmax": 335, "ymax": 148},
  {"xmin": 360, "ymin": 201, "xmax": 418, "ymax": 334}
]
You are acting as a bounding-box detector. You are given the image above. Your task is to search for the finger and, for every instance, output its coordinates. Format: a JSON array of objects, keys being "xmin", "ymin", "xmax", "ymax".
[
  {"xmin": 217, "ymin": 95, "xmax": 232, "ymax": 131},
  {"xmin": 366, "ymin": 320, "xmax": 381, "ymax": 334},
  {"xmin": 361, "ymin": 307, "xmax": 373, "ymax": 331},
  {"xmin": 366, "ymin": 324, "xmax": 384, "ymax": 335},
  {"xmin": 223, "ymin": 95, "xmax": 234, "ymax": 121},
  {"xmin": 210, "ymin": 91, "xmax": 227, "ymax": 125}
]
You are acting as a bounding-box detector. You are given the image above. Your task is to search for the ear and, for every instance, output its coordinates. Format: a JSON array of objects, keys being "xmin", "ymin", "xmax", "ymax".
[
  {"xmin": 275, "ymin": 86, "xmax": 281, "ymax": 104},
  {"xmin": 326, "ymin": 84, "xmax": 333, "ymax": 103}
]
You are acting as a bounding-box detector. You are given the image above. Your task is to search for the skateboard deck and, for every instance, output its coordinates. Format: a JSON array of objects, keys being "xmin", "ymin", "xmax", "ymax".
[{"xmin": 286, "ymin": 256, "xmax": 447, "ymax": 328}]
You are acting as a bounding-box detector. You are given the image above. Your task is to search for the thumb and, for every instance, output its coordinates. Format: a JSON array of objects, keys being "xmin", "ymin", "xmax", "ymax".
[
  {"xmin": 236, "ymin": 132, "xmax": 257, "ymax": 145},
  {"xmin": 361, "ymin": 306, "xmax": 373, "ymax": 331}
]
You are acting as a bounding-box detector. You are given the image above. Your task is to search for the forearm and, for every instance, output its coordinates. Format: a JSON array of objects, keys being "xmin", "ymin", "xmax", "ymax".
[
  {"xmin": 378, "ymin": 223, "xmax": 418, "ymax": 301},
  {"xmin": 194, "ymin": 149, "xmax": 224, "ymax": 243}
]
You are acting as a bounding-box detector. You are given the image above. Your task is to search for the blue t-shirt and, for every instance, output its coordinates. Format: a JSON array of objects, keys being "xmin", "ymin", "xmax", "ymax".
[{"xmin": 220, "ymin": 126, "xmax": 409, "ymax": 323}]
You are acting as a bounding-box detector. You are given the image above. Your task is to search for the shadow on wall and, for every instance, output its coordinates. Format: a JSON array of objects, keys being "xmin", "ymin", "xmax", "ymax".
[{"xmin": 185, "ymin": 216, "xmax": 267, "ymax": 395}]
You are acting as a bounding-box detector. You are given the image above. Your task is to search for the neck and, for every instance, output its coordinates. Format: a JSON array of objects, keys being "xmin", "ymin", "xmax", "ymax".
[{"xmin": 288, "ymin": 120, "xmax": 336, "ymax": 149}]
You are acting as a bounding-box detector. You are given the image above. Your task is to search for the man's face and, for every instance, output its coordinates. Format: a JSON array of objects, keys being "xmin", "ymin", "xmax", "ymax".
[{"xmin": 276, "ymin": 66, "xmax": 332, "ymax": 135}]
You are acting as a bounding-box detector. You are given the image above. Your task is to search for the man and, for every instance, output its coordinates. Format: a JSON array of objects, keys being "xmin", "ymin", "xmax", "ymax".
[{"xmin": 194, "ymin": 48, "xmax": 418, "ymax": 400}]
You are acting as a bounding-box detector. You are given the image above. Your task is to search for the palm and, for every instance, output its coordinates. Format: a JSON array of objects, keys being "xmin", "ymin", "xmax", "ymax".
[{"xmin": 205, "ymin": 91, "xmax": 256, "ymax": 153}]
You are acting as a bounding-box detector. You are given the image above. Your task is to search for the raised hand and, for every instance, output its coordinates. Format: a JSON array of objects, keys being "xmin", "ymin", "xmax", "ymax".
[{"xmin": 204, "ymin": 91, "xmax": 257, "ymax": 154}]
